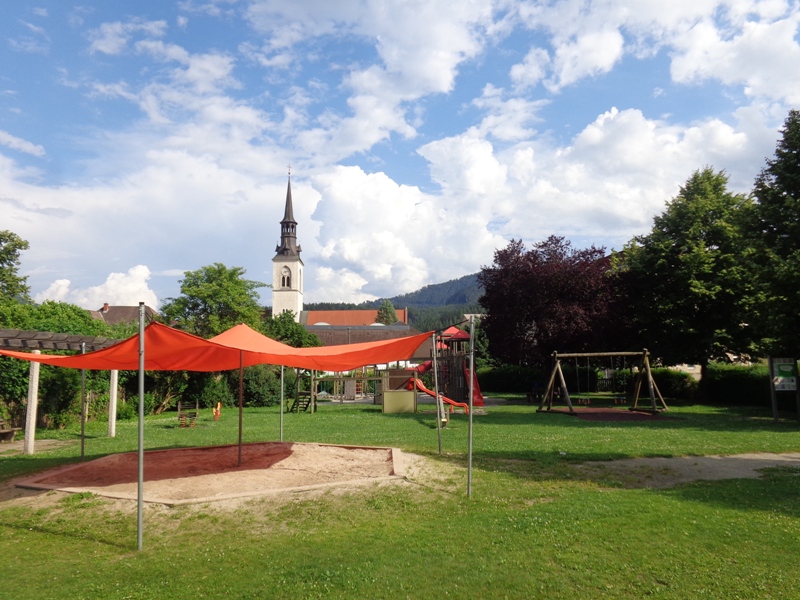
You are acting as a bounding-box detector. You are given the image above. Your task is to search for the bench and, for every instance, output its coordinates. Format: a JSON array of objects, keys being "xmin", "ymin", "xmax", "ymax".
[
  {"xmin": 0, "ymin": 417, "xmax": 22, "ymax": 443},
  {"xmin": 177, "ymin": 399, "xmax": 199, "ymax": 428}
]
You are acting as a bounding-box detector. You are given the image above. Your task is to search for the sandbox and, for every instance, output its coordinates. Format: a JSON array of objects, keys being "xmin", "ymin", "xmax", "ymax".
[{"xmin": 16, "ymin": 442, "xmax": 405, "ymax": 506}]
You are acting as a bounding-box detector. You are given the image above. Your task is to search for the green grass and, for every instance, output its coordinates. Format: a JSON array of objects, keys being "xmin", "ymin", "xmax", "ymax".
[{"xmin": 1, "ymin": 400, "xmax": 800, "ymax": 599}]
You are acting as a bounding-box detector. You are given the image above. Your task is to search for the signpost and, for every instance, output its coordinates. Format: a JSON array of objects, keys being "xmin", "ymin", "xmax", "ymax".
[{"xmin": 768, "ymin": 357, "xmax": 800, "ymax": 421}]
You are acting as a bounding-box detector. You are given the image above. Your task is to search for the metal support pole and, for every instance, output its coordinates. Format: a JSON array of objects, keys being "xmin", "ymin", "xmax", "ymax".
[
  {"xmin": 137, "ymin": 303, "xmax": 145, "ymax": 552},
  {"xmin": 280, "ymin": 366, "xmax": 285, "ymax": 442},
  {"xmin": 467, "ymin": 316, "xmax": 475, "ymax": 498},
  {"xmin": 80, "ymin": 342, "xmax": 86, "ymax": 460},
  {"xmin": 238, "ymin": 351, "xmax": 244, "ymax": 466},
  {"xmin": 431, "ymin": 332, "xmax": 442, "ymax": 456}
]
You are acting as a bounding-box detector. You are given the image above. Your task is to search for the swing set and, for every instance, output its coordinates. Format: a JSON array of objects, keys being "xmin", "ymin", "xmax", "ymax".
[{"xmin": 538, "ymin": 350, "xmax": 668, "ymax": 414}]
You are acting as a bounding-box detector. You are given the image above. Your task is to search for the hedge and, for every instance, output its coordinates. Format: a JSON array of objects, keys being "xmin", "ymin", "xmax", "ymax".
[{"xmin": 477, "ymin": 361, "xmax": 789, "ymax": 408}]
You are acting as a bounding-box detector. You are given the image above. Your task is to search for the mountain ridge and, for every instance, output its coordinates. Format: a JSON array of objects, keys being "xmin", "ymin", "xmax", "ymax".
[{"xmin": 304, "ymin": 273, "xmax": 483, "ymax": 331}]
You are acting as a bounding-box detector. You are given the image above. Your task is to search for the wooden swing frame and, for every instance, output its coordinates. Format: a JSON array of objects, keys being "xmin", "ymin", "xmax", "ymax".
[{"xmin": 538, "ymin": 350, "xmax": 668, "ymax": 414}]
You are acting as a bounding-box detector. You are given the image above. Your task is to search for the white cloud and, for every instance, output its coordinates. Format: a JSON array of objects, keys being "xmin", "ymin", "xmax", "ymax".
[
  {"xmin": 547, "ymin": 28, "xmax": 625, "ymax": 91},
  {"xmin": 309, "ymin": 164, "xmax": 506, "ymax": 300},
  {"xmin": 418, "ymin": 131, "xmax": 509, "ymax": 200},
  {"xmin": 242, "ymin": 0, "xmax": 494, "ymax": 159},
  {"xmin": 88, "ymin": 19, "xmax": 167, "ymax": 55},
  {"xmin": 312, "ymin": 266, "xmax": 376, "ymax": 304},
  {"xmin": 34, "ymin": 266, "xmax": 159, "ymax": 309},
  {"xmin": 472, "ymin": 84, "xmax": 547, "ymax": 141},
  {"xmin": 0, "ymin": 130, "xmax": 45, "ymax": 156},
  {"xmin": 510, "ymin": 47, "xmax": 550, "ymax": 89},
  {"xmin": 8, "ymin": 19, "xmax": 51, "ymax": 55},
  {"xmin": 508, "ymin": 0, "xmax": 800, "ymax": 104},
  {"xmin": 670, "ymin": 14, "xmax": 800, "ymax": 103}
]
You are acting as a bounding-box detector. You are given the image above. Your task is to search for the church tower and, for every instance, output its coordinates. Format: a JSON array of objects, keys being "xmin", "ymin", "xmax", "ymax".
[{"xmin": 271, "ymin": 175, "xmax": 304, "ymax": 321}]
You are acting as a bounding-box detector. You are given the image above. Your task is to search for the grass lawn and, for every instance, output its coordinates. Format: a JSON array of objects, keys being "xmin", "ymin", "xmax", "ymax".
[{"xmin": 1, "ymin": 399, "xmax": 799, "ymax": 599}]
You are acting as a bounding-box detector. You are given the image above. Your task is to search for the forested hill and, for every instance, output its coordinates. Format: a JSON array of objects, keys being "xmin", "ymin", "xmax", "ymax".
[
  {"xmin": 388, "ymin": 273, "xmax": 481, "ymax": 307},
  {"xmin": 304, "ymin": 273, "xmax": 483, "ymax": 332}
]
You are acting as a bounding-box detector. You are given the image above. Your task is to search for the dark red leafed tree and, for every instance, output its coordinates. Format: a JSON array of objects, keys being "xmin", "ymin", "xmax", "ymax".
[{"xmin": 478, "ymin": 236, "xmax": 615, "ymax": 366}]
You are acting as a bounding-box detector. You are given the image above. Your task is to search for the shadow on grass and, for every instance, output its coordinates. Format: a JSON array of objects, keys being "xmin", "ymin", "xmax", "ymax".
[
  {"xmin": 659, "ymin": 466, "xmax": 800, "ymax": 518},
  {"xmin": 426, "ymin": 447, "xmax": 800, "ymax": 519},
  {"xmin": 0, "ymin": 488, "xmax": 136, "ymax": 550},
  {"xmin": 462, "ymin": 404, "xmax": 800, "ymax": 435}
]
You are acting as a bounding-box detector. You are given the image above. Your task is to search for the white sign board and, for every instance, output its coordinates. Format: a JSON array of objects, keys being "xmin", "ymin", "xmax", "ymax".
[{"xmin": 772, "ymin": 358, "xmax": 797, "ymax": 391}]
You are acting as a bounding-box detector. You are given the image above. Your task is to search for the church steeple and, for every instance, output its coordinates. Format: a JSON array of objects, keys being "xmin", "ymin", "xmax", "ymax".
[
  {"xmin": 275, "ymin": 176, "xmax": 301, "ymax": 257},
  {"xmin": 272, "ymin": 172, "xmax": 303, "ymax": 321}
]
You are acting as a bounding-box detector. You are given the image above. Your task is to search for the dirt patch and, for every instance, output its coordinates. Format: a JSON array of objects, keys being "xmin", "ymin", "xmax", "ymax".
[
  {"xmin": 575, "ymin": 452, "xmax": 800, "ymax": 488},
  {"xmin": 0, "ymin": 439, "xmax": 71, "ymax": 455},
  {"xmin": 15, "ymin": 442, "xmax": 406, "ymax": 505}
]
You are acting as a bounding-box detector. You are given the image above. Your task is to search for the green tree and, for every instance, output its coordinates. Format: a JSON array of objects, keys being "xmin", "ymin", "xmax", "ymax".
[
  {"xmin": 0, "ymin": 300, "xmax": 123, "ymax": 425},
  {"xmin": 262, "ymin": 311, "xmax": 321, "ymax": 348},
  {"xmin": 161, "ymin": 263, "xmax": 266, "ymax": 338},
  {"xmin": 478, "ymin": 236, "xmax": 614, "ymax": 366},
  {"xmin": 0, "ymin": 230, "xmax": 30, "ymax": 302},
  {"xmin": 615, "ymin": 168, "xmax": 755, "ymax": 382},
  {"xmin": 748, "ymin": 110, "xmax": 800, "ymax": 356},
  {"xmin": 376, "ymin": 299, "xmax": 398, "ymax": 325}
]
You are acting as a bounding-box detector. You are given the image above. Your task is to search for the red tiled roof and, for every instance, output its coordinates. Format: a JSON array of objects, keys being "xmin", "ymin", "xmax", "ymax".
[{"xmin": 304, "ymin": 309, "xmax": 408, "ymax": 326}]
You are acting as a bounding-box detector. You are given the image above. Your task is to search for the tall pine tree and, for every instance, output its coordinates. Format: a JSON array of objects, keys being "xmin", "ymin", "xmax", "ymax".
[{"xmin": 750, "ymin": 110, "xmax": 800, "ymax": 355}]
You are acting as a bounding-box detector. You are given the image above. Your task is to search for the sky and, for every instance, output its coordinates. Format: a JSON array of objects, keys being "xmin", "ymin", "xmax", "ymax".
[{"xmin": 2, "ymin": 1, "xmax": 799, "ymax": 310}]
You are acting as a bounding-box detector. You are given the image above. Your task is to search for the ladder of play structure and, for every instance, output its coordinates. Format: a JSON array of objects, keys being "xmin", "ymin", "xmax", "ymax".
[{"xmin": 289, "ymin": 391, "xmax": 311, "ymax": 412}]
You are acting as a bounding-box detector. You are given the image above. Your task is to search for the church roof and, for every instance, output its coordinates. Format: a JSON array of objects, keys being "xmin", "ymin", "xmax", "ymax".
[
  {"xmin": 302, "ymin": 309, "xmax": 408, "ymax": 326},
  {"xmin": 281, "ymin": 177, "xmax": 295, "ymax": 223},
  {"xmin": 274, "ymin": 175, "xmax": 301, "ymax": 258}
]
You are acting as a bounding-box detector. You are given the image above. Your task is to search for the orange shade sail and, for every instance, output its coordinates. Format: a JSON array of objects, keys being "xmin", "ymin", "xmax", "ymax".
[
  {"xmin": 211, "ymin": 323, "xmax": 432, "ymax": 371},
  {"xmin": 0, "ymin": 322, "xmax": 432, "ymax": 372},
  {"xmin": 290, "ymin": 331, "xmax": 432, "ymax": 371},
  {"xmin": 0, "ymin": 322, "xmax": 252, "ymax": 371}
]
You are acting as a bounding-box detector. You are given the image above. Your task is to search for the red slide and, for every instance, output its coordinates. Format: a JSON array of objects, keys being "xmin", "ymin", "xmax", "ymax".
[
  {"xmin": 408, "ymin": 377, "xmax": 470, "ymax": 414},
  {"xmin": 463, "ymin": 363, "xmax": 485, "ymax": 407},
  {"xmin": 413, "ymin": 360, "xmax": 485, "ymax": 407}
]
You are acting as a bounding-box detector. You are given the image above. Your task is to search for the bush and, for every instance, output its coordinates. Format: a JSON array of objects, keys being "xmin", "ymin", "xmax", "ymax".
[
  {"xmin": 199, "ymin": 375, "xmax": 235, "ymax": 408},
  {"xmin": 477, "ymin": 364, "xmax": 547, "ymax": 394},
  {"xmin": 234, "ymin": 365, "xmax": 282, "ymax": 407},
  {"xmin": 116, "ymin": 399, "xmax": 137, "ymax": 421},
  {"xmin": 704, "ymin": 363, "xmax": 772, "ymax": 407},
  {"xmin": 651, "ymin": 368, "xmax": 699, "ymax": 400},
  {"xmin": 114, "ymin": 393, "xmax": 159, "ymax": 420}
]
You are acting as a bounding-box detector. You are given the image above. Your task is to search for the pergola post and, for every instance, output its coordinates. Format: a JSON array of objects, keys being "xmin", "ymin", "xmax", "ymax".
[
  {"xmin": 23, "ymin": 350, "xmax": 41, "ymax": 455},
  {"xmin": 108, "ymin": 370, "xmax": 118, "ymax": 437}
]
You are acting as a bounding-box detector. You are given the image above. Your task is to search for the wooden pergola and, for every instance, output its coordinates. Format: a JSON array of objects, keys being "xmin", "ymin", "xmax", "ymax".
[
  {"xmin": 1, "ymin": 329, "xmax": 122, "ymax": 455},
  {"xmin": 0, "ymin": 329, "xmax": 120, "ymax": 352}
]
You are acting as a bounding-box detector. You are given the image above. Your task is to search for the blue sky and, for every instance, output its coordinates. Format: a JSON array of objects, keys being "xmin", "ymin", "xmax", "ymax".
[{"xmin": 2, "ymin": 0, "xmax": 799, "ymax": 309}]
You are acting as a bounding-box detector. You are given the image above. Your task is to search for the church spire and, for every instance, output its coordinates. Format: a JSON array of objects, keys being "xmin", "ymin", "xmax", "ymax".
[{"xmin": 275, "ymin": 175, "xmax": 301, "ymax": 257}]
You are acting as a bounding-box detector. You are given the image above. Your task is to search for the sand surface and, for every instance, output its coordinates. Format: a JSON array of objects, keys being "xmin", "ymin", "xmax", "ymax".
[{"xmin": 16, "ymin": 442, "xmax": 400, "ymax": 505}]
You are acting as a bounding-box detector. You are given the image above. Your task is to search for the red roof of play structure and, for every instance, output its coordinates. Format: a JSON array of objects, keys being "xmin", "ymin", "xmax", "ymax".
[{"xmin": 441, "ymin": 326, "xmax": 470, "ymax": 340}]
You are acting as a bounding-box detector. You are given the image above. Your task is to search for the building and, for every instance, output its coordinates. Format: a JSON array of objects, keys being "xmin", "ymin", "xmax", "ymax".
[
  {"xmin": 271, "ymin": 176, "xmax": 304, "ymax": 322},
  {"xmin": 90, "ymin": 303, "xmax": 158, "ymax": 326},
  {"xmin": 303, "ymin": 309, "xmax": 408, "ymax": 327}
]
